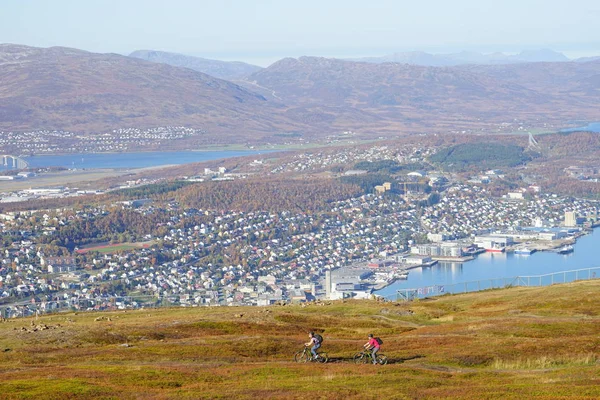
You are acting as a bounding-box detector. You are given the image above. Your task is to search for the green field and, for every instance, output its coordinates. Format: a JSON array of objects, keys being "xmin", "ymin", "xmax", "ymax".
[
  {"xmin": 0, "ymin": 280, "xmax": 598, "ymax": 399},
  {"xmin": 94, "ymin": 244, "xmax": 139, "ymax": 254},
  {"xmin": 76, "ymin": 242, "xmax": 152, "ymax": 255}
]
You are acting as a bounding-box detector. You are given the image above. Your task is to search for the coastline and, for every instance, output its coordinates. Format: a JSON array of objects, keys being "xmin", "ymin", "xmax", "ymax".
[
  {"xmin": 371, "ymin": 228, "xmax": 600, "ymax": 297},
  {"xmin": 506, "ymin": 228, "xmax": 592, "ymax": 254}
]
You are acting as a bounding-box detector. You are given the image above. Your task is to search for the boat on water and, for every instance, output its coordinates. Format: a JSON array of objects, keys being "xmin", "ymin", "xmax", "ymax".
[
  {"xmin": 557, "ymin": 245, "xmax": 574, "ymax": 254},
  {"xmin": 485, "ymin": 246, "xmax": 505, "ymax": 253},
  {"xmin": 514, "ymin": 247, "xmax": 534, "ymax": 255}
]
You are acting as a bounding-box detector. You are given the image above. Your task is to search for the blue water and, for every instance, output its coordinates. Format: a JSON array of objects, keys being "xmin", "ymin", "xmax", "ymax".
[
  {"xmin": 377, "ymin": 228, "xmax": 600, "ymax": 298},
  {"xmin": 560, "ymin": 122, "xmax": 600, "ymax": 133},
  {"xmin": 16, "ymin": 150, "xmax": 265, "ymax": 170}
]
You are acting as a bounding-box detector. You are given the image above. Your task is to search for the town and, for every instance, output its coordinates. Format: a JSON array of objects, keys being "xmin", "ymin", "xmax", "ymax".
[
  {"xmin": 1, "ymin": 178, "xmax": 596, "ymax": 318},
  {"xmin": 0, "ymin": 126, "xmax": 206, "ymax": 155},
  {"xmin": 1, "ymin": 130, "xmax": 599, "ymax": 317}
]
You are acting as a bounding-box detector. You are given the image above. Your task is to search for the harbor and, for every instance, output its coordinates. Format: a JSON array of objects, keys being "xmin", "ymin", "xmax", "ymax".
[
  {"xmin": 376, "ymin": 227, "xmax": 600, "ymax": 299},
  {"xmin": 325, "ymin": 227, "xmax": 596, "ymax": 298}
]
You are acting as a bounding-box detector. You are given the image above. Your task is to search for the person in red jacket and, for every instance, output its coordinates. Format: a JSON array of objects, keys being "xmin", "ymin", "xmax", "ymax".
[{"xmin": 364, "ymin": 333, "xmax": 380, "ymax": 364}]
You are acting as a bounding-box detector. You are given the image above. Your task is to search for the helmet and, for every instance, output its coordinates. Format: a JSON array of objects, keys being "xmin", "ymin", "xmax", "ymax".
[
  {"xmin": 368, "ymin": 334, "xmax": 373, "ymax": 338},
  {"xmin": 309, "ymin": 331, "xmax": 315, "ymax": 336}
]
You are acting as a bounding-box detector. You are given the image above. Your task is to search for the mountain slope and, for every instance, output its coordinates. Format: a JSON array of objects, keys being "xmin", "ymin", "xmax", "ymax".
[
  {"xmin": 0, "ymin": 280, "xmax": 598, "ymax": 399},
  {"xmin": 129, "ymin": 49, "xmax": 262, "ymax": 80},
  {"xmin": 464, "ymin": 59, "xmax": 600, "ymax": 96},
  {"xmin": 246, "ymin": 56, "xmax": 600, "ymax": 129},
  {"xmin": 249, "ymin": 56, "xmax": 531, "ymax": 106},
  {"xmin": 0, "ymin": 44, "xmax": 297, "ymax": 141},
  {"xmin": 2, "ymin": 44, "xmax": 600, "ymax": 142}
]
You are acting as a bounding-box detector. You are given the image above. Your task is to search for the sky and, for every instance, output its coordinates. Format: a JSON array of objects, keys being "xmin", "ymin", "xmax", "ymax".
[{"xmin": 1, "ymin": 0, "xmax": 599, "ymax": 66}]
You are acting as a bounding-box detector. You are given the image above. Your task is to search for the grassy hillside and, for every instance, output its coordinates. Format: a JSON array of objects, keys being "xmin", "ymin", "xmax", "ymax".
[
  {"xmin": 247, "ymin": 57, "xmax": 600, "ymax": 132},
  {"xmin": 0, "ymin": 281, "xmax": 599, "ymax": 399},
  {"xmin": 0, "ymin": 44, "xmax": 297, "ymax": 141}
]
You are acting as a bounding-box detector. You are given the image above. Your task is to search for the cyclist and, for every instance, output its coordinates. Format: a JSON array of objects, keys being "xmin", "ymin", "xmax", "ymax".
[
  {"xmin": 364, "ymin": 333, "xmax": 380, "ymax": 364},
  {"xmin": 305, "ymin": 331, "xmax": 322, "ymax": 360}
]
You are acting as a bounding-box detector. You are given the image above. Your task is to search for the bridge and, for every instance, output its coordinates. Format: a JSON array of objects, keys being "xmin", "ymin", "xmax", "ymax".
[{"xmin": 1, "ymin": 155, "xmax": 29, "ymax": 169}]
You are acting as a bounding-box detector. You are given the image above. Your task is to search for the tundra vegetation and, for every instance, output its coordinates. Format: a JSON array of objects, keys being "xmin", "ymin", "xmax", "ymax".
[{"xmin": 0, "ymin": 280, "xmax": 598, "ymax": 399}]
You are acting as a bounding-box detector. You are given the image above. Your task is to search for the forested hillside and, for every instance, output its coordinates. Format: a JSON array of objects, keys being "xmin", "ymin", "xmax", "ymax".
[
  {"xmin": 173, "ymin": 178, "xmax": 362, "ymax": 212},
  {"xmin": 429, "ymin": 142, "xmax": 532, "ymax": 170}
]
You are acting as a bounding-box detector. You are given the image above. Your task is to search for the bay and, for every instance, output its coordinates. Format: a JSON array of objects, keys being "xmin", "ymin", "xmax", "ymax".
[
  {"xmin": 0, "ymin": 150, "xmax": 269, "ymax": 169},
  {"xmin": 376, "ymin": 228, "xmax": 600, "ymax": 298},
  {"xmin": 559, "ymin": 122, "xmax": 600, "ymax": 133},
  {"xmin": 12, "ymin": 150, "xmax": 266, "ymax": 170}
]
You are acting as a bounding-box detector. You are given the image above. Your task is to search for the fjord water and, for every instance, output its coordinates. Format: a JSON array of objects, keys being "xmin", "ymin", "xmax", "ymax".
[
  {"xmin": 377, "ymin": 228, "xmax": 600, "ymax": 297},
  {"xmin": 21, "ymin": 150, "xmax": 265, "ymax": 169},
  {"xmin": 560, "ymin": 122, "xmax": 600, "ymax": 133}
]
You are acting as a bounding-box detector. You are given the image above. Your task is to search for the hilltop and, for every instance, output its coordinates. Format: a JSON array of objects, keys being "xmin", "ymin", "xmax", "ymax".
[
  {"xmin": 347, "ymin": 49, "xmax": 571, "ymax": 66},
  {"xmin": 0, "ymin": 280, "xmax": 598, "ymax": 399},
  {"xmin": 2, "ymin": 44, "xmax": 600, "ymax": 146},
  {"xmin": 0, "ymin": 44, "xmax": 300, "ymax": 143}
]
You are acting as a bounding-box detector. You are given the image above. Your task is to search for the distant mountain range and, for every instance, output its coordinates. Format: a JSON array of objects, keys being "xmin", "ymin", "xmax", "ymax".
[
  {"xmin": 346, "ymin": 49, "xmax": 571, "ymax": 66},
  {"xmin": 575, "ymin": 56, "xmax": 600, "ymax": 63},
  {"xmin": 245, "ymin": 56, "xmax": 600, "ymax": 131},
  {"xmin": 129, "ymin": 50, "xmax": 262, "ymax": 80},
  {"xmin": 1, "ymin": 44, "xmax": 600, "ymax": 144}
]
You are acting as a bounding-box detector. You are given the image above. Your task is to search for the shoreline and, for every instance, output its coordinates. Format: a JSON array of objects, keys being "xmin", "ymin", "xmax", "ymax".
[
  {"xmin": 373, "ymin": 228, "xmax": 596, "ymax": 294},
  {"xmin": 17, "ymin": 149, "xmax": 268, "ymax": 158},
  {"xmin": 10, "ymin": 138, "xmax": 381, "ymax": 158}
]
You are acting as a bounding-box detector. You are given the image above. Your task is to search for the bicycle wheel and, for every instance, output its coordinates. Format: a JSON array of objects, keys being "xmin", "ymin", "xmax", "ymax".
[
  {"xmin": 353, "ymin": 352, "xmax": 367, "ymax": 364},
  {"xmin": 316, "ymin": 352, "xmax": 328, "ymax": 363},
  {"xmin": 376, "ymin": 354, "xmax": 388, "ymax": 365},
  {"xmin": 294, "ymin": 350, "xmax": 310, "ymax": 363}
]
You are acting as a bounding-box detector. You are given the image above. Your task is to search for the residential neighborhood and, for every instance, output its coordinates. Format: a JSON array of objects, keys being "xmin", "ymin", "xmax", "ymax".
[
  {"xmin": 0, "ymin": 126, "xmax": 206, "ymax": 154},
  {"xmin": 1, "ymin": 180, "xmax": 597, "ymax": 317}
]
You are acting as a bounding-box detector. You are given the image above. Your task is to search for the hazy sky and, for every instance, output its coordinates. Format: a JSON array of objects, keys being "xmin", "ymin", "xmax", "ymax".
[{"xmin": 1, "ymin": 0, "xmax": 599, "ymax": 65}]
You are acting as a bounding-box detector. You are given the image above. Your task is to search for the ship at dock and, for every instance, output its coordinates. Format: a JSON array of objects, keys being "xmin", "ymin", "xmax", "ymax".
[
  {"xmin": 514, "ymin": 247, "xmax": 535, "ymax": 255},
  {"xmin": 474, "ymin": 235, "xmax": 511, "ymax": 253},
  {"xmin": 557, "ymin": 245, "xmax": 574, "ymax": 254},
  {"xmin": 485, "ymin": 245, "xmax": 505, "ymax": 253}
]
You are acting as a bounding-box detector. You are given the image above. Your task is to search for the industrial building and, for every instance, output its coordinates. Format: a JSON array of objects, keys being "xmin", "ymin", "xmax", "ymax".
[
  {"xmin": 411, "ymin": 243, "xmax": 463, "ymax": 257},
  {"xmin": 324, "ymin": 267, "xmax": 372, "ymax": 300}
]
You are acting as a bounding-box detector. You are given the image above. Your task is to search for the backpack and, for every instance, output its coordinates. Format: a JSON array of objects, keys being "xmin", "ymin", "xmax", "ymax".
[
  {"xmin": 313, "ymin": 334, "xmax": 323, "ymax": 344},
  {"xmin": 375, "ymin": 337, "xmax": 383, "ymax": 345}
]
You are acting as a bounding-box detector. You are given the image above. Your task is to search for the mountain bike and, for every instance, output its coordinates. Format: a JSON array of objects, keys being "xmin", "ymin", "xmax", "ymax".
[
  {"xmin": 353, "ymin": 349, "xmax": 388, "ymax": 365},
  {"xmin": 294, "ymin": 346, "xmax": 328, "ymax": 363}
]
